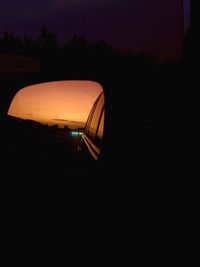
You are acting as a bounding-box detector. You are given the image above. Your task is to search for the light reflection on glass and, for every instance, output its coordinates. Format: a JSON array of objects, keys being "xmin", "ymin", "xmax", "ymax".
[{"xmin": 8, "ymin": 81, "xmax": 103, "ymax": 129}]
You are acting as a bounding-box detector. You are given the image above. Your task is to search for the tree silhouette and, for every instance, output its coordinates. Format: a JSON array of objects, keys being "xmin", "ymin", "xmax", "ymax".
[
  {"xmin": 23, "ymin": 35, "xmax": 38, "ymax": 56},
  {"xmin": 0, "ymin": 31, "xmax": 23, "ymax": 54},
  {"xmin": 37, "ymin": 27, "xmax": 58, "ymax": 50},
  {"xmin": 66, "ymin": 35, "xmax": 88, "ymax": 51}
]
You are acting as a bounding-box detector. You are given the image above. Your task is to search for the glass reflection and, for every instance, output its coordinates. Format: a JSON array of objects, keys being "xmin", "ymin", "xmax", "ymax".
[{"xmin": 8, "ymin": 81, "xmax": 103, "ymax": 129}]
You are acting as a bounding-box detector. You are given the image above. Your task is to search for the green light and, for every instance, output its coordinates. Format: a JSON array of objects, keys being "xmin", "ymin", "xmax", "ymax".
[{"xmin": 71, "ymin": 131, "xmax": 83, "ymax": 137}]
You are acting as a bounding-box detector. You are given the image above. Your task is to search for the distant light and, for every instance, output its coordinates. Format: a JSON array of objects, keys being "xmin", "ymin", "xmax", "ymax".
[
  {"xmin": 71, "ymin": 131, "xmax": 78, "ymax": 136},
  {"xmin": 71, "ymin": 131, "xmax": 83, "ymax": 137}
]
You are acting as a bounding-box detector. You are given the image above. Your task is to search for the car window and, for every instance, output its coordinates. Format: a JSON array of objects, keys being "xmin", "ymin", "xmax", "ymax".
[{"xmin": 88, "ymin": 93, "xmax": 104, "ymax": 139}]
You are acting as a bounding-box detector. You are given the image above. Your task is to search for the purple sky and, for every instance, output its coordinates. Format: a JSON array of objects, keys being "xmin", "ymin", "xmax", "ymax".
[{"xmin": 0, "ymin": 0, "xmax": 190, "ymax": 61}]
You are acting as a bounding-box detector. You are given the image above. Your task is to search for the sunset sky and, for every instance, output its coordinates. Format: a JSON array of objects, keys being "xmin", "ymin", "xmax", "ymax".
[
  {"xmin": 8, "ymin": 81, "xmax": 103, "ymax": 128},
  {"xmin": 0, "ymin": 0, "xmax": 191, "ymax": 61}
]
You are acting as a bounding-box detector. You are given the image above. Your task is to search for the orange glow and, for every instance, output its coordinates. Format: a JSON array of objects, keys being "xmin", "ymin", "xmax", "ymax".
[{"xmin": 8, "ymin": 81, "xmax": 103, "ymax": 128}]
